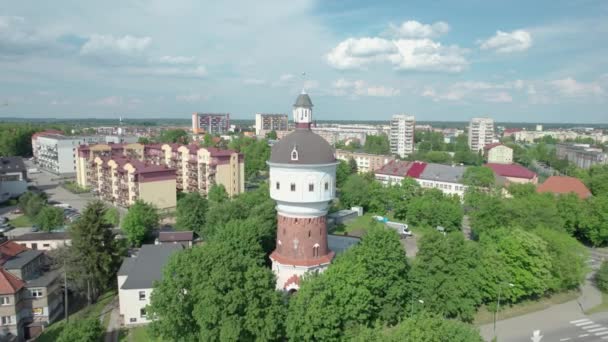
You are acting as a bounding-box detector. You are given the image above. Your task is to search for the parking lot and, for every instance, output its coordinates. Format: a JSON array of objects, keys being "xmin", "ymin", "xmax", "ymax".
[{"xmin": 25, "ymin": 162, "xmax": 93, "ymax": 212}]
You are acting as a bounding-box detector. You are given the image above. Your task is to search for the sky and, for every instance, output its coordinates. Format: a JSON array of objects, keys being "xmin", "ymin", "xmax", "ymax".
[{"xmin": 0, "ymin": 0, "xmax": 607, "ymax": 123}]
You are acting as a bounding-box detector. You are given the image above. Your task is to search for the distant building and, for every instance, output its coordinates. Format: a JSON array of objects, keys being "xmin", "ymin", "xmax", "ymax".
[
  {"xmin": 417, "ymin": 163, "xmax": 468, "ymax": 198},
  {"xmin": 118, "ymin": 244, "xmax": 183, "ymax": 326},
  {"xmin": 555, "ymin": 143, "xmax": 607, "ymax": 169},
  {"xmin": 335, "ymin": 150, "xmax": 395, "ymax": 174},
  {"xmin": 255, "ymin": 113, "xmax": 288, "ymax": 136},
  {"xmin": 537, "ymin": 176, "xmax": 592, "ymax": 199},
  {"xmin": 484, "ymin": 143, "xmax": 513, "ymax": 164},
  {"xmin": 390, "ymin": 114, "xmax": 415, "ymax": 158},
  {"xmin": 374, "ymin": 160, "xmax": 424, "ymax": 185},
  {"xmin": 502, "ymin": 128, "xmax": 522, "ymax": 138},
  {"xmin": 0, "ymin": 157, "xmax": 27, "ymax": 203},
  {"xmin": 485, "ymin": 163, "xmax": 538, "ymax": 184},
  {"xmin": 468, "ymin": 118, "xmax": 494, "ymax": 152},
  {"xmin": 191, "ymin": 113, "xmax": 230, "ymax": 135}
]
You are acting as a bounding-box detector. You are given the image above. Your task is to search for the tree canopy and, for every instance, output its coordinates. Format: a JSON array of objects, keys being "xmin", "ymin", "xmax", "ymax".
[
  {"xmin": 35, "ymin": 205, "xmax": 64, "ymax": 231},
  {"xmin": 57, "ymin": 318, "xmax": 103, "ymax": 342},
  {"xmin": 462, "ymin": 166, "xmax": 495, "ymax": 188},
  {"xmin": 176, "ymin": 192, "xmax": 208, "ymax": 235},
  {"xmin": 121, "ymin": 200, "xmax": 159, "ymax": 246},
  {"xmin": 158, "ymin": 129, "xmax": 189, "ymax": 144},
  {"xmin": 363, "ymin": 134, "xmax": 390, "ymax": 154}
]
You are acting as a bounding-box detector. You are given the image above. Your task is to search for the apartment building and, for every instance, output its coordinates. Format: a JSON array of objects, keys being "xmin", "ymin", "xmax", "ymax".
[
  {"xmin": 390, "ymin": 114, "xmax": 415, "ymax": 158},
  {"xmin": 484, "ymin": 143, "xmax": 513, "ymax": 164},
  {"xmin": 556, "ymin": 143, "xmax": 608, "ymax": 169},
  {"xmin": 0, "ymin": 157, "xmax": 27, "ymax": 203},
  {"xmin": 0, "ymin": 240, "xmax": 63, "ymax": 341},
  {"xmin": 255, "ymin": 113, "xmax": 288, "ymax": 136},
  {"xmin": 335, "ymin": 150, "xmax": 395, "ymax": 174},
  {"xmin": 192, "ymin": 113, "xmax": 230, "ymax": 135},
  {"xmin": 77, "ymin": 143, "xmax": 244, "ymax": 201},
  {"xmin": 468, "ymin": 117, "xmax": 494, "ymax": 152}
]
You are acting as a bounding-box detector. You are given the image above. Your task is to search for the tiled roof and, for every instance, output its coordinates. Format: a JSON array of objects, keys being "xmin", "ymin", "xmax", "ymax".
[
  {"xmin": 375, "ymin": 160, "xmax": 412, "ymax": 177},
  {"xmin": 406, "ymin": 161, "xmax": 427, "ymax": 178},
  {"xmin": 484, "ymin": 142, "xmax": 507, "ymax": 151},
  {"xmin": 537, "ymin": 176, "xmax": 592, "ymax": 199},
  {"xmin": 0, "ymin": 268, "xmax": 25, "ymax": 295},
  {"xmin": 418, "ymin": 163, "xmax": 466, "ymax": 183},
  {"xmin": 158, "ymin": 231, "xmax": 194, "ymax": 242},
  {"xmin": 0, "ymin": 241, "xmax": 28, "ymax": 265},
  {"xmin": 206, "ymin": 147, "xmax": 238, "ymax": 157},
  {"xmin": 485, "ymin": 163, "xmax": 536, "ymax": 179}
]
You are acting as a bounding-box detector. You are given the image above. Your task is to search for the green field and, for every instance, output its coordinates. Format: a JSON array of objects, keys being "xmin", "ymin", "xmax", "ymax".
[
  {"xmin": 120, "ymin": 326, "xmax": 161, "ymax": 342},
  {"xmin": 9, "ymin": 215, "xmax": 32, "ymax": 227}
]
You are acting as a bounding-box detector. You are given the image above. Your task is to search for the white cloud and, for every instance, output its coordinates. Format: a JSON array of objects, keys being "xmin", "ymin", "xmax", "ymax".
[
  {"xmin": 176, "ymin": 94, "xmax": 207, "ymax": 103},
  {"xmin": 484, "ymin": 92, "xmax": 513, "ymax": 103},
  {"xmin": 479, "ymin": 30, "xmax": 532, "ymax": 53},
  {"xmin": 386, "ymin": 20, "xmax": 450, "ymax": 38},
  {"xmin": 0, "ymin": 16, "xmax": 54, "ymax": 55},
  {"xmin": 332, "ymin": 79, "xmax": 400, "ymax": 97},
  {"xmin": 326, "ymin": 37, "xmax": 397, "ymax": 70},
  {"xmin": 92, "ymin": 96, "xmax": 123, "ymax": 106},
  {"xmin": 550, "ymin": 77, "xmax": 604, "ymax": 97},
  {"xmin": 127, "ymin": 65, "xmax": 207, "ymax": 78},
  {"xmin": 421, "ymin": 81, "xmax": 519, "ymax": 102},
  {"xmin": 80, "ymin": 34, "xmax": 151, "ymax": 58},
  {"xmin": 158, "ymin": 55, "xmax": 196, "ymax": 65}
]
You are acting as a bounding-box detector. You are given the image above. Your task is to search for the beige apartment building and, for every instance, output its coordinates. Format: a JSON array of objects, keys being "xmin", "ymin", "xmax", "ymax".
[
  {"xmin": 484, "ymin": 143, "xmax": 513, "ymax": 164},
  {"xmin": 335, "ymin": 150, "xmax": 395, "ymax": 174}
]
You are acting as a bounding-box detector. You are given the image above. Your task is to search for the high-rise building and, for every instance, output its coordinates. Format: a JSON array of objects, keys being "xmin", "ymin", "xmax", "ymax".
[
  {"xmin": 255, "ymin": 113, "xmax": 288, "ymax": 136},
  {"xmin": 468, "ymin": 117, "xmax": 494, "ymax": 151},
  {"xmin": 191, "ymin": 113, "xmax": 230, "ymax": 135},
  {"xmin": 267, "ymin": 91, "xmax": 338, "ymax": 291},
  {"xmin": 390, "ymin": 114, "xmax": 415, "ymax": 158}
]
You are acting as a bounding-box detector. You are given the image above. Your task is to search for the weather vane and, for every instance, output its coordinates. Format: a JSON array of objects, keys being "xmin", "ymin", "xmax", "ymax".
[{"xmin": 301, "ymin": 72, "xmax": 307, "ymax": 93}]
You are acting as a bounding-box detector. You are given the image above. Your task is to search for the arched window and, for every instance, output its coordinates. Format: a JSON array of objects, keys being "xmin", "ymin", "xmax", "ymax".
[
  {"xmin": 324, "ymin": 182, "xmax": 329, "ymax": 191},
  {"xmin": 290, "ymin": 183, "xmax": 296, "ymax": 191},
  {"xmin": 309, "ymin": 183, "xmax": 314, "ymax": 192},
  {"xmin": 291, "ymin": 146, "xmax": 298, "ymax": 161},
  {"xmin": 313, "ymin": 244, "xmax": 319, "ymax": 257}
]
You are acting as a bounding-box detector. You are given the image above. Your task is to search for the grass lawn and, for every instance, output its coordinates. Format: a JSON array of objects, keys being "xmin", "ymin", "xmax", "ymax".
[
  {"xmin": 120, "ymin": 325, "xmax": 161, "ymax": 342},
  {"xmin": 331, "ymin": 213, "xmax": 379, "ymax": 235},
  {"xmin": 9, "ymin": 215, "xmax": 32, "ymax": 227},
  {"xmin": 474, "ymin": 290, "xmax": 580, "ymax": 325},
  {"xmin": 37, "ymin": 291, "xmax": 116, "ymax": 342},
  {"xmin": 585, "ymin": 291, "xmax": 608, "ymax": 315}
]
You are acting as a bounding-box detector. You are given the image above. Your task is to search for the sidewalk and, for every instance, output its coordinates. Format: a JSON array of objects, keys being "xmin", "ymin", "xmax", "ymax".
[{"xmin": 101, "ymin": 297, "xmax": 120, "ymax": 342}]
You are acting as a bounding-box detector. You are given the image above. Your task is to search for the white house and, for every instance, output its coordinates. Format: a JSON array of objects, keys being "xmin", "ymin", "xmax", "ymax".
[
  {"xmin": 0, "ymin": 157, "xmax": 27, "ymax": 203},
  {"xmin": 12, "ymin": 232, "xmax": 70, "ymax": 251},
  {"xmin": 117, "ymin": 244, "xmax": 183, "ymax": 326},
  {"xmin": 416, "ymin": 163, "xmax": 468, "ymax": 199}
]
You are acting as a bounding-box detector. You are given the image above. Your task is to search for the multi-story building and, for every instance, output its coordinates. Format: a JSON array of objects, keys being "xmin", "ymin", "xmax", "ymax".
[
  {"xmin": 0, "ymin": 240, "xmax": 63, "ymax": 341},
  {"xmin": 390, "ymin": 114, "xmax": 415, "ymax": 158},
  {"xmin": 485, "ymin": 163, "xmax": 538, "ymax": 185},
  {"xmin": 76, "ymin": 142, "xmax": 244, "ymax": 202},
  {"xmin": 468, "ymin": 117, "xmax": 494, "ymax": 152},
  {"xmin": 417, "ymin": 163, "xmax": 468, "ymax": 199},
  {"xmin": 191, "ymin": 113, "xmax": 230, "ymax": 135},
  {"xmin": 335, "ymin": 150, "xmax": 395, "ymax": 174},
  {"xmin": 255, "ymin": 113, "xmax": 288, "ymax": 137},
  {"xmin": 0, "ymin": 157, "xmax": 28, "ymax": 203},
  {"xmin": 484, "ymin": 143, "xmax": 513, "ymax": 164},
  {"xmin": 556, "ymin": 143, "xmax": 608, "ymax": 169}
]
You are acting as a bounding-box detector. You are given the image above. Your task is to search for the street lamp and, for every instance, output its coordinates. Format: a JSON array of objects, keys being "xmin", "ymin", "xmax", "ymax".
[{"xmin": 493, "ymin": 283, "xmax": 515, "ymax": 338}]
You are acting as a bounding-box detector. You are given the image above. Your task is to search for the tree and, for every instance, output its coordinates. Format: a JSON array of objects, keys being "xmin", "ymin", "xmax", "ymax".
[
  {"xmin": 507, "ymin": 183, "xmax": 536, "ymax": 198},
  {"xmin": 57, "ymin": 318, "xmax": 103, "ymax": 342},
  {"xmin": 122, "ymin": 200, "xmax": 159, "ymax": 246},
  {"xmin": 158, "ymin": 129, "xmax": 189, "ymax": 144},
  {"xmin": 137, "ymin": 137, "xmax": 151, "ymax": 144},
  {"xmin": 410, "ymin": 232, "xmax": 482, "ymax": 322},
  {"xmin": 149, "ymin": 238, "xmax": 284, "ymax": 341},
  {"xmin": 286, "ymin": 226, "xmax": 410, "ymax": 340},
  {"xmin": 35, "ymin": 206, "xmax": 64, "ymax": 231},
  {"xmin": 176, "ymin": 192, "xmax": 208, "ymax": 235},
  {"xmin": 228, "ymin": 136, "xmax": 271, "ymax": 180},
  {"xmin": 392, "ymin": 178, "xmax": 422, "ymax": 221},
  {"xmin": 587, "ymin": 165, "xmax": 608, "ymax": 196},
  {"xmin": 339, "ymin": 174, "xmax": 371, "ymax": 209},
  {"xmin": 207, "ymin": 184, "xmax": 229, "ymax": 203},
  {"xmin": 201, "ymin": 133, "xmax": 215, "ymax": 147},
  {"xmin": 596, "ymin": 261, "xmax": 608, "ymax": 293},
  {"xmin": 363, "ymin": 134, "xmax": 390, "ymax": 154},
  {"xmin": 578, "ymin": 195, "xmax": 608, "ymax": 246},
  {"xmin": 18, "ymin": 191, "xmax": 47, "ymax": 217},
  {"xmin": 348, "ymin": 157, "xmax": 358, "ymax": 174},
  {"xmin": 405, "ymin": 189, "xmax": 463, "ymax": 232},
  {"xmin": 556, "ymin": 193, "xmax": 583, "ymax": 236},
  {"xmin": 336, "ymin": 160, "xmax": 352, "ymax": 188},
  {"xmin": 462, "ymin": 166, "xmax": 495, "ymax": 188},
  {"xmin": 103, "ymin": 207, "xmax": 120, "ymax": 226},
  {"xmin": 67, "ymin": 201, "xmax": 121, "ymax": 303},
  {"xmin": 265, "ymin": 130, "xmax": 278, "ymax": 140}
]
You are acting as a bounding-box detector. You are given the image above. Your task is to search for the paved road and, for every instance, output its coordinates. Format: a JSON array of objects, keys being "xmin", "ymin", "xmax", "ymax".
[{"xmin": 26, "ymin": 165, "xmax": 93, "ymax": 212}]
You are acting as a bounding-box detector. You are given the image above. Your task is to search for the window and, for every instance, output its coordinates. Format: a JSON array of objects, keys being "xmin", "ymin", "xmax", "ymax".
[
  {"xmin": 43, "ymin": 244, "xmax": 50, "ymax": 248},
  {"xmin": 290, "ymin": 183, "xmax": 296, "ymax": 192},
  {"xmin": 0, "ymin": 297, "xmax": 9, "ymax": 305},
  {"xmin": 291, "ymin": 147, "xmax": 298, "ymax": 161},
  {"xmin": 1, "ymin": 316, "xmax": 11, "ymax": 325},
  {"xmin": 139, "ymin": 291, "xmax": 146, "ymax": 301},
  {"xmin": 276, "ymin": 182, "xmax": 280, "ymax": 190},
  {"xmin": 130, "ymin": 318, "xmax": 137, "ymax": 323},
  {"xmin": 30, "ymin": 289, "xmax": 43, "ymax": 298},
  {"xmin": 140, "ymin": 308, "xmax": 147, "ymax": 318},
  {"xmin": 324, "ymin": 182, "xmax": 329, "ymax": 191},
  {"xmin": 308, "ymin": 183, "xmax": 314, "ymax": 192},
  {"xmin": 313, "ymin": 245, "xmax": 319, "ymax": 257}
]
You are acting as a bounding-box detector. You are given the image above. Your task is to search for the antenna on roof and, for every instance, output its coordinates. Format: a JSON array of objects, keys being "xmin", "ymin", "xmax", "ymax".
[{"xmin": 301, "ymin": 72, "xmax": 307, "ymax": 94}]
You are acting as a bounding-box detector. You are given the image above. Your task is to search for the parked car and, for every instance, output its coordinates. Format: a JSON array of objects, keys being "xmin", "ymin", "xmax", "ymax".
[
  {"xmin": 0, "ymin": 224, "xmax": 14, "ymax": 233},
  {"xmin": 0, "ymin": 217, "xmax": 8, "ymax": 224},
  {"xmin": 11, "ymin": 208, "xmax": 23, "ymax": 215}
]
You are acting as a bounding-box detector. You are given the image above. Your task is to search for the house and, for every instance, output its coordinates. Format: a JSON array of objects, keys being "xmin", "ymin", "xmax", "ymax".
[
  {"xmin": 335, "ymin": 150, "xmax": 395, "ymax": 174},
  {"xmin": 118, "ymin": 244, "xmax": 183, "ymax": 326},
  {"xmin": 0, "ymin": 240, "xmax": 63, "ymax": 341},
  {"xmin": 374, "ymin": 160, "xmax": 426, "ymax": 185},
  {"xmin": 537, "ymin": 176, "xmax": 592, "ymax": 199},
  {"xmin": 416, "ymin": 163, "xmax": 468, "ymax": 198},
  {"xmin": 0, "ymin": 157, "xmax": 28, "ymax": 203},
  {"xmin": 11, "ymin": 232, "xmax": 71, "ymax": 251},
  {"xmin": 156, "ymin": 231, "xmax": 194, "ymax": 248},
  {"xmin": 484, "ymin": 143, "xmax": 513, "ymax": 164},
  {"xmin": 485, "ymin": 163, "xmax": 538, "ymax": 184}
]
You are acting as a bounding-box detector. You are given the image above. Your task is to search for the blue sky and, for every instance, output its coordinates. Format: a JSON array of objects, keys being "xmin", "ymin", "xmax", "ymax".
[{"xmin": 0, "ymin": 0, "xmax": 607, "ymax": 123}]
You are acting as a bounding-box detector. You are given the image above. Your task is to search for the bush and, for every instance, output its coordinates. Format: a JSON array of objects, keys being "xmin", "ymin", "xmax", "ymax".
[
  {"xmin": 596, "ymin": 261, "xmax": 608, "ymax": 293},
  {"xmin": 62, "ymin": 181, "xmax": 90, "ymax": 194}
]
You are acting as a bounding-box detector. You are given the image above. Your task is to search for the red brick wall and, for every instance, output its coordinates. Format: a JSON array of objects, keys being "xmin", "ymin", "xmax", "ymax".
[{"xmin": 275, "ymin": 214, "xmax": 330, "ymax": 260}]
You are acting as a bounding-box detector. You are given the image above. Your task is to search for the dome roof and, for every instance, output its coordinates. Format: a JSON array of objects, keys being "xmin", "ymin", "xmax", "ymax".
[
  {"xmin": 269, "ymin": 129, "xmax": 335, "ymax": 165},
  {"xmin": 294, "ymin": 93, "xmax": 313, "ymax": 107}
]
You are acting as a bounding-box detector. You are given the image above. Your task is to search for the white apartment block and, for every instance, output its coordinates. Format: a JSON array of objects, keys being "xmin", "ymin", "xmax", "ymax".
[
  {"xmin": 255, "ymin": 113, "xmax": 288, "ymax": 136},
  {"xmin": 468, "ymin": 118, "xmax": 494, "ymax": 152},
  {"xmin": 390, "ymin": 115, "xmax": 415, "ymax": 158}
]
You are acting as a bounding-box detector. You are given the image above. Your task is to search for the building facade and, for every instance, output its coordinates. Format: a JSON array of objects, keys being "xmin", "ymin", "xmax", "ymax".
[
  {"xmin": 335, "ymin": 150, "xmax": 395, "ymax": 174},
  {"xmin": 417, "ymin": 163, "xmax": 467, "ymax": 199},
  {"xmin": 191, "ymin": 113, "xmax": 230, "ymax": 135},
  {"xmin": 0, "ymin": 157, "xmax": 27, "ymax": 203},
  {"xmin": 255, "ymin": 113, "xmax": 288, "ymax": 136},
  {"xmin": 556, "ymin": 143, "xmax": 608, "ymax": 169},
  {"xmin": 468, "ymin": 117, "xmax": 494, "ymax": 152},
  {"xmin": 267, "ymin": 92, "xmax": 338, "ymax": 291},
  {"xmin": 390, "ymin": 114, "xmax": 415, "ymax": 158},
  {"xmin": 484, "ymin": 143, "xmax": 513, "ymax": 164}
]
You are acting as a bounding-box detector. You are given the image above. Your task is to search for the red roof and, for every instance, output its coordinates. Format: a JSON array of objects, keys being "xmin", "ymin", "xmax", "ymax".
[
  {"xmin": 537, "ymin": 176, "xmax": 592, "ymax": 199},
  {"xmin": 503, "ymin": 128, "xmax": 522, "ymax": 134},
  {"xmin": 484, "ymin": 142, "xmax": 505, "ymax": 151},
  {"xmin": 406, "ymin": 162, "xmax": 427, "ymax": 178},
  {"xmin": 0, "ymin": 241, "xmax": 28, "ymax": 266},
  {"xmin": 375, "ymin": 160, "xmax": 412, "ymax": 177},
  {"xmin": 206, "ymin": 147, "xmax": 238, "ymax": 157},
  {"xmin": 0, "ymin": 268, "xmax": 25, "ymax": 295},
  {"xmin": 485, "ymin": 163, "xmax": 536, "ymax": 179}
]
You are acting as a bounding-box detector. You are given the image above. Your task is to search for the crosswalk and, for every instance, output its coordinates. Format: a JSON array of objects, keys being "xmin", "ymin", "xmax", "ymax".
[{"xmin": 569, "ymin": 318, "xmax": 608, "ymax": 340}]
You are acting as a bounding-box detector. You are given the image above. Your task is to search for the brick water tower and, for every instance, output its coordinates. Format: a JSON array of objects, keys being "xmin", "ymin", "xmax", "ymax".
[{"xmin": 267, "ymin": 91, "xmax": 338, "ymax": 291}]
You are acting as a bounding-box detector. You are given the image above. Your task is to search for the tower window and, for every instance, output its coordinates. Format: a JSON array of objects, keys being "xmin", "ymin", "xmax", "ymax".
[
  {"xmin": 276, "ymin": 182, "xmax": 280, "ymax": 190},
  {"xmin": 324, "ymin": 182, "xmax": 329, "ymax": 191},
  {"xmin": 290, "ymin": 183, "xmax": 296, "ymax": 191},
  {"xmin": 308, "ymin": 230, "xmax": 311, "ymax": 238},
  {"xmin": 291, "ymin": 146, "xmax": 298, "ymax": 161},
  {"xmin": 309, "ymin": 183, "xmax": 314, "ymax": 192},
  {"xmin": 313, "ymin": 244, "xmax": 319, "ymax": 257}
]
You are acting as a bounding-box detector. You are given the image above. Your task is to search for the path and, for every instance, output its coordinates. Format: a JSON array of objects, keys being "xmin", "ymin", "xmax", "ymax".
[{"xmin": 101, "ymin": 297, "xmax": 120, "ymax": 342}]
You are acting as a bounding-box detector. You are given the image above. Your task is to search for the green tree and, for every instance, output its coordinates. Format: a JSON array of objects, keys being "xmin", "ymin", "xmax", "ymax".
[
  {"xmin": 507, "ymin": 183, "xmax": 536, "ymax": 198},
  {"xmin": 176, "ymin": 192, "xmax": 208, "ymax": 235},
  {"xmin": 103, "ymin": 207, "xmax": 120, "ymax": 226},
  {"xmin": 410, "ymin": 232, "xmax": 482, "ymax": 322},
  {"xmin": 596, "ymin": 261, "xmax": 608, "ymax": 293},
  {"xmin": 201, "ymin": 133, "xmax": 215, "ymax": 147},
  {"xmin": 339, "ymin": 174, "xmax": 371, "ymax": 209},
  {"xmin": 207, "ymin": 184, "xmax": 229, "ymax": 203},
  {"xmin": 405, "ymin": 189, "xmax": 463, "ymax": 232},
  {"xmin": 158, "ymin": 128, "xmax": 189, "ymax": 144},
  {"xmin": 363, "ymin": 134, "xmax": 390, "ymax": 154},
  {"xmin": 587, "ymin": 165, "xmax": 608, "ymax": 196},
  {"xmin": 18, "ymin": 191, "xmax": 47, "ymax": 217},
  {"xmin": 556, "ymin": 193, "xmax": 583, "ymax": 236},
  {"xmin": 68, "ymin": 201, "xmax": 121, "ymax": 303},
  {"xmin": 137, "ymin": 137, "xmax": 151, "ymax": 144},
  {"xmin": 149, "ymin": 238, "xmax": 284, "ymax": 341},
  {"xmin": 35, "ymin": 206, "xmax": 64, "ymax": 231},
  {"xmin": 336, "ymin": 160, "xmax": 352, "ymax": 188},
  {"xmin": 392, "ymin": 178, "xmax": 422, "ymax": 221},
  {"xmin": 462, "ymin": 166, "xmax": 495, "ymax": 188},
  {"xmin": 579, "ymin": 194, "xmax": 608, "ymax": 246},
  {"xmin": 348, "ymin": 157, "xmax": 358, "ymax": 174},
  {"xmin": 533, "ymin": 228, "xmax": 587, "ymax": 291},
  {"xmin": 122, "ymin": 200, "xmax": 159, "ymax": 246},
  {"xmin": 57, "ymin": 318, "xmax": 103, "ymax": 342},
  {"xmin": 265, "ymin": 130, "xmax": 278, "ymax": 140}
]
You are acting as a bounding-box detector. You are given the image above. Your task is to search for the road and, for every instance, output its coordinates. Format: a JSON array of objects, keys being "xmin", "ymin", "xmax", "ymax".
[
  {"xmin": 25, "ymin": 163, "xmax": 94, "ymax": 212},
  {"xmin": 480, "ymin": 249, "xmax": 608, "ymax": 342}
]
